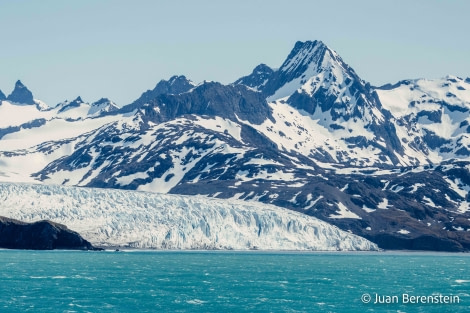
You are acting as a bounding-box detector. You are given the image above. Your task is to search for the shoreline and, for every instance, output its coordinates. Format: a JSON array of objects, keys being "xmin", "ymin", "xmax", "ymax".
[{"xmin": 2, "ymin": 247, "xmax": 467, "ymax": 255}]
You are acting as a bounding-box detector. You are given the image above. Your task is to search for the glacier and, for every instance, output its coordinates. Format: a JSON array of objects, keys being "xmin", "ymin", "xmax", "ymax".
[{"xmin": 0, "ymin": 182, "xmax": 378, "ymax": 251}]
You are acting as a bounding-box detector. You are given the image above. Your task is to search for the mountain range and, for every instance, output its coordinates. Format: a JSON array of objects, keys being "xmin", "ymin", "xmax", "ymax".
[{"xmin": 1, "ymin": 40, "xmax": 470, "ymax": 251}]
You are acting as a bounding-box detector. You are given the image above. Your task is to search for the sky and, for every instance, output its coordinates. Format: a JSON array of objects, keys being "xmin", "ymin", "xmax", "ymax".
[{"xmin": 1, "ymin": 0, "xmax": 469, "ymax": 106}]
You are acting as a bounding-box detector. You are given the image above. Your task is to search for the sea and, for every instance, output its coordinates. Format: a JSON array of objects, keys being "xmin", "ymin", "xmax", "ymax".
[{"xmin": 0, "ymin": 250, "xmax": 468, "ymax": 313}]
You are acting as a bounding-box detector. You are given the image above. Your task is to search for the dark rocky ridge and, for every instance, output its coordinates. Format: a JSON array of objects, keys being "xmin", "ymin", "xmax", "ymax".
[
  {"xmin": 0, "ymin": 216, "xmax": 99, "ymax": 250},
  {"xmin": 0, "ymin": 89, "xmax": 6, "ymax": 101},
  {"xmin": 57, "ymin": 96, "xmax": 84, "ymax": 113},
  {"xmin": 125, "ymin": 81, "xmax": 273, "ymax": 125},
  {"xmin": 0, "ymin": 118, "xmax": 47, "ymax": 140},
  {"xmin": 3, "ymin": 40, "xmax": 470, "ymax": 252},
  {"xmin": 233, "ymin": 64, "xmax": 275, "ymax": 91},
  {"xmin": 123, "ymin": 75, "xmax": 195, "ymax": 113},
  {"xmin": 264, "ymin": 40, "xmax": 329, "ymax": 96},
  {"xmin": 7, "ymin": 80, "xmax": 35, "ymax": 105}
]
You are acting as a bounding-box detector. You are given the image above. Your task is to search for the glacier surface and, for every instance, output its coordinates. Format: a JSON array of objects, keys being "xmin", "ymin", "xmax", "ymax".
[{"xmin": 0, "ymin": 182, "xmax": 377, "ymax": 251}]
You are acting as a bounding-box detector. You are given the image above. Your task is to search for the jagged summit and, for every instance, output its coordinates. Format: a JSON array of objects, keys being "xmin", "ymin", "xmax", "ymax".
[
  {"xmin": 51, "ymin": 96, "xmax": 119, "ymax": 118},
  {"xmin": 235, "ymin": 40, "xmax": 369, "ymax": 110},
  {"xmin": 2, "ymin": 40, "xmax": 470, "ymax": 252},
  {"xmin": 88, "ymin": 97, "xmax": 119, "ymax": 116},
  {"xmin": 74, "ymin": 96, "xmax": 84, "ymax": 103},
  {"xmin": 233, "ymin": 63, "xmax": 275, "ymax": 91},
  {"xmin": 259, "ymin": 40, "xmax": 329, "ymax": 97},
  {"xmin": 7, "ymin": 80, "xmax": 35, "ymax": 105},
  {"xmin": 235, "ymin": 40, "xmax": 384, "ymax": 124},
  {"xmin": 122, "ymin": 75, "xmax": 196, "ymax": 112},
  {"xmin": 233, "ymin": 40, "xmax": 403, "ymax": 163},
  {"xmin": 153, "ymin": 75, "xmax": 194, "ymax": 93},
  {"xmin": 56, "ymin": 96, "xmax": 86, "ymax": 114},
  {"xmin": 278, "ymin": 40, "xmax": 328, "ymax": 76},
  {"xmin": 166, "ymin": 75, "xmax": 193, "ymax": 87},
  {"xmin": 266, "ymin": 40, "xmax": 366, "ymax": 102},
  {"xmin": 137, "ymin": 81, "xmax": 272, "ymax": 125},
  {"xmin": 92, "ymin": 97, "xmax": 112, "ymax": 106}
]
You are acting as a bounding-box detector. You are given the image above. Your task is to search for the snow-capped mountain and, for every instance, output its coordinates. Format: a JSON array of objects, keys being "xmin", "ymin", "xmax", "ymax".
[
  {"xmin": 1, "ymin": 40, "xmax": 470, "ymax": 251},
  {"xmin": 1, "ymin": 80, "xmax": 48, "ymax": 110},
  {"xmin": 0, "ymin": 182, "xmax": 378, "ymax": 250},
  {"xmin": 88, "ymin": 98, "xmax": 119, "ymax": 117},
  {"xmin": 233, "ymin": 63, "xmax": 275, "ymax": 92},
  {"xmin": 120, "ymin": 80, "xmax": 273, "ymax": 125},
  {"xmin": 235, "ymin": 40, "xmax": 407, "ymax": 167},
  {"xmin": 123, "ymin": 75, "xmax": 196, "ymax": 113},
  {"xmin": 54, "ymin": 96, "xmax": 119, "ymax": 119},
  {"xmin": 377, "ymin": 76, "xmax": 470, "ymax": 162}
]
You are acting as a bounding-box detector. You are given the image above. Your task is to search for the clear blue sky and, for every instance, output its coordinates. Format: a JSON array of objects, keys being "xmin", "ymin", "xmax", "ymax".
[{"xmin": 1, "ymin": 0, "xmax": 469, "ymax": 106}]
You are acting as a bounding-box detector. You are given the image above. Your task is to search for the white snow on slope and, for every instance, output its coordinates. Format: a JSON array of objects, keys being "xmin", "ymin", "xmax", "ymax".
[
  {"xmin": 376, "ymin": 76, "xmax": 470, "ymax": 162},
  {"xmin": 0, "ymin": 101, "xmax": 52, "ymax": 128},
  {"xmin": 378, "ymin": 76, "xmax": 470, "ymax": 119},
  {"xmin": 0, "ymin": 182, "xmax": 378, "ymax": 251},
  {"xmin": 1, "ymin": 117, "xmax": 117, "ymax": 151},
  {"xmin": 239, "ymin": 100, "xmax": 387, "ymax": 167},
  {"xmin": 329, "ymin": 202, "xmax": 361, "ymax": 219},
  {"xmin": 268, "ymin": 43, "xmax": 346, "ymax": 102},
  {"xmin": 0, "ymin": 98, "xmax": 118, "ymax": 129},
  {"xmin": 193, "ymin": 116, "xmax": 242, "ymax": 141}
]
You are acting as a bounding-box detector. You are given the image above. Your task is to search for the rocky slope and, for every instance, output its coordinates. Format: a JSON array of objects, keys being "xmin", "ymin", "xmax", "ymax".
[
  {"xmin": 0, "ymin": 216, "xmax": 97, "ymax": 250},
  {"xmin": 1, "ymin": 40, "xmax": 470, "ymax": 251}
]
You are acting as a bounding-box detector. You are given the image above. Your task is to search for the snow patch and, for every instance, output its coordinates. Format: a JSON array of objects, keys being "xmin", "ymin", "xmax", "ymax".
[
  {"xmin": 377, "ymin": 198, "xmax": 389, "ymax": 209},
  {"xmin": 329, "ymin": 202, "xmax": 361, "ymax": 219}
]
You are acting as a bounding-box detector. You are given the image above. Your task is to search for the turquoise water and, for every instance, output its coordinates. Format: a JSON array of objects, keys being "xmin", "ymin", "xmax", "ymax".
[{"xmin": 0, "ymin": 250, "xmax": 469, "ymax": 313}]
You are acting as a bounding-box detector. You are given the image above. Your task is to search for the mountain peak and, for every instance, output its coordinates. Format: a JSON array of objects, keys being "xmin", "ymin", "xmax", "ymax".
[
  {"xmin": 154, "ymin": 75, "xmax": 195, "ymax": 94},
  {"xmin": 92, "ymin": 97, "xmax": 111, "ymax": 106},
  {"xmin": 7, "ymin": 80, "xmax": 35, "ymax": 105},
  {"xmin": 88, "ymin": 98, "xmax": 119, "ymax": 116},
  {"xmin": 136, "ymin": 81, "xmax": 272, "ymax": 125},
  {"xmin": 233, "ymin": 64, "xmax": 274, "ymax": 91},
  {"xmin": 289, "ymin": 40, "xmax": 326, "ymax": 55},
  {"xmin": 73, "ymin": 96, "xmax": 84, "ymax": 103},
  {"xmin": 122, "ymin": 75, "xmax": 195, "ymax": 113},
  {"xmin": 0, "ymin": 89, "xmax": 5, "ymax": 101},
  {"xmin": 253, "ymin": 63, "xmax": 274, "ymax": 73},
  {"xmin": 252, "ymin": 40, "xmax": 340, "ymax": 98},
  {"xmin": 15, "ymin": 80, "xmax": 25, "ymax": 87},
  {"xmin": 278, "ymin": 40, "xmax": 330, "ymax": 77},
  {"xmin": 167, "ymin": 75, "xmax": 192, "ymax": 85},
  {"xmin": 56, "ymin": 96, "xmax": 86, "ymax": 114}
]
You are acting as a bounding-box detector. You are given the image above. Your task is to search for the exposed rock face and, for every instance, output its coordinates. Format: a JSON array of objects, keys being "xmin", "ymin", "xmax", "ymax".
[
  {"xmin": 89, "ymin": 98, "xmax": 119, "ymax": 116},
  {"xmin": 57, "ymin": 96, "xmax": 84, "ymax": 113},
  {"xmin": 0, "ymin": 89, "xmax": 6, "ymax": 101},
  {"xmin": 122, "ymin": 81, "xmax": 273, "ymax": 125},
  {"xmin": 2, "ymin": 41, "xmax": 470, "ymax": 252},
  {"xmin": 7, "ymin": 80, "xmax": 35, "ymax": 105},
  {"xmin": 233, "ymin": 63, "xmax": 275, "ymax": 91},
  {"xmin": 0, "ymin": 216, "xmax": 99, "ymax": 250},
  {"xmin": 124, "ymin": 75, "xmax": 195, "ymax": 112}
]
